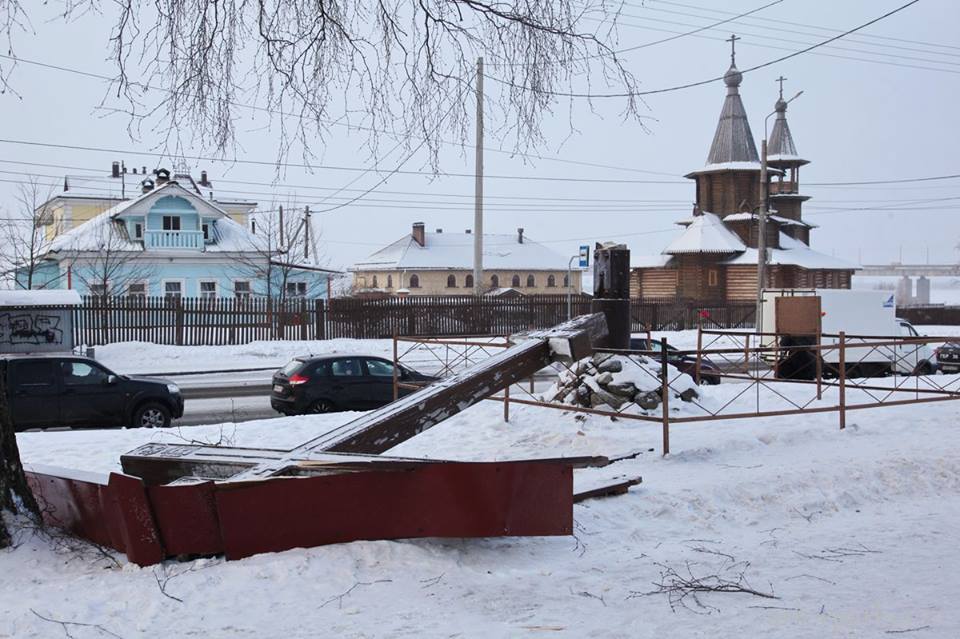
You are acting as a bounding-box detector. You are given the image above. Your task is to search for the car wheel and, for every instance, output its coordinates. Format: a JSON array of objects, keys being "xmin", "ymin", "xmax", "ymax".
[
  {"xmin": 134, "ymin": 402, "xmax": 171, "ymax": 428},
  {"xmin": 309, "ymin": 399, "xmax": 336, "ymax": 414}
]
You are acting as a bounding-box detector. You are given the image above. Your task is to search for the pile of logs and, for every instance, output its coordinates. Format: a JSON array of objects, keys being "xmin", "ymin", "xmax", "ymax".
[{"xmin": 541, "ymin": 352, "xmax": 699, "ymax": 411}]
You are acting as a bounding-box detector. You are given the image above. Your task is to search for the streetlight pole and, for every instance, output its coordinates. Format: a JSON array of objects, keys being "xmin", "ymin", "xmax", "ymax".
[
  {"xmin": 757, "ymin": 89, "xmax": 802, "ymax": 334},
  {"xmin": 567, "ymin": 255, "xmax": 577, "ymax": 320}
]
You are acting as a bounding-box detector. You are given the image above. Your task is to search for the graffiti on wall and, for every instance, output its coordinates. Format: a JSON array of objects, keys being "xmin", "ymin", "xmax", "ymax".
[{"xmin": 0, "ymin": 313, "xmax": 65, "ymax": 345}]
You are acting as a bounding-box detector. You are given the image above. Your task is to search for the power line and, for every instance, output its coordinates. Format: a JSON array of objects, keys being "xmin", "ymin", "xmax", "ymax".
[
  {"xmin": 487, "ymin": 0, "xmax": 785, "ymax": 67},
  {"xmin": 484, "ymin": 1, "xmax": 925, "ymax": 98},
  {"xmin": 619, "ymin": 3, "xmax": 960, "ymax": 67},
  {"xmin": 645, "ymin": 0, "xmax": 960, "ymax": 53},
  {"xmin": 0, "ymin": 53, "xmax": 674, "ymax": 179},
  {"xmin": 0, "ymin": 138, "xmax": 688, "ymax": 185}
]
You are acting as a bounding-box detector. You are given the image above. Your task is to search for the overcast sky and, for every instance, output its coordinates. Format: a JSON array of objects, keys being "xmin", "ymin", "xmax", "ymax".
[{"xmin": 0, "ymin": 0, "xmax": 957, "ymax": 271}]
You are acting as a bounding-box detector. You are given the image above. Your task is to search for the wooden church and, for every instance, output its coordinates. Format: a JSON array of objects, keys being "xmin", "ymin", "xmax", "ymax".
[{"xmin": 630, "ymin": 43, "xmax": 855, "ymax": 303}]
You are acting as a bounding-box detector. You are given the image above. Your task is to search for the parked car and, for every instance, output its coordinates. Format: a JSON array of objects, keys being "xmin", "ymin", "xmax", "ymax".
[
  {"xmin": 936, "ymin": 342, "xmax": 960, "ymax": 374},
  {"xmin": 3, "ymin": 353, "xmax": 183, "ymax": 431},
  {"xmin": 271, "ymin": 355, "xmax": 438, "ymax": 415},
  {"xmin": 628, "ymin": 338, "xmax": 722, "ymax": 385}
]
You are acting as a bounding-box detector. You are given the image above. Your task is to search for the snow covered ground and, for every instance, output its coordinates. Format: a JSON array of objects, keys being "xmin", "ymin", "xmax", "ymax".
[{"xmin": 5, "ymin": 366, "xmax": 960, "ymax": 637}]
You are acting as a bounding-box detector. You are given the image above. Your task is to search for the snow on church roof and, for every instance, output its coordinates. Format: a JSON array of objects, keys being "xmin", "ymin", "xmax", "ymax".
[
  {"xmin": 723, "ymin": 232, "xmax": 858, "ymax": 270},
  {"xmin": 663, "ymin": 212, "xmax": 746, "ymax": 255},
  {"xmin": 351, "ymin": 230, "xmax": 568, "ymax": 272}
]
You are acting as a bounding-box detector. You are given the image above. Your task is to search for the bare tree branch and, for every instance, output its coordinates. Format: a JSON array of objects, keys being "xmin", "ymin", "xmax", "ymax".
[{"xmin": 1, "ymin": 1, "xmax": 639, "ymax": 162}]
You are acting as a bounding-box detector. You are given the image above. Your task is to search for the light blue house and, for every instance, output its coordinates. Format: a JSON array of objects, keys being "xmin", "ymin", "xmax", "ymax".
[{"xmin": 21, "ymin": 176, "xmax": 335, "ymax": 299}]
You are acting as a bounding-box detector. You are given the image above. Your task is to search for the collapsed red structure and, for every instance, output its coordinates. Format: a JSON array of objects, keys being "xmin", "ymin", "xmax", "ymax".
[{"xmin": 25, "ymin": 314, "xmax": 629, "ymax": 566}]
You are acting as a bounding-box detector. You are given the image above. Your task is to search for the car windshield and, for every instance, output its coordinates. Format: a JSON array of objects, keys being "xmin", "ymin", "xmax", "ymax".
[{"xmin": 280, "ymin": 360, "xmax": 304, "ymax": 376}]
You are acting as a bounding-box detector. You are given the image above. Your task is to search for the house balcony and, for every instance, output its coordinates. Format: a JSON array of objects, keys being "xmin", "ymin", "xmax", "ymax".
[{"xmin": 144, "ymin": 229, "xmax": 204, "ymax": 250}]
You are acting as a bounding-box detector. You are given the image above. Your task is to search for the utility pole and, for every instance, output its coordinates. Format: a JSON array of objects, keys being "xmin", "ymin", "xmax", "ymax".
[
  {"xmin": 279, "ymin": 205, "xmax": 285, "ymax": 249},
  {"xmin": 303, "ymin": 206, "xmax": 311, "ymax": 261},
  {"xmin": 757, "ymin": 137, "xmax": 768, "ymax": 333},
  {"xmin": 473, "ymin": 57, "xmax": 484, "ymax": 296}
]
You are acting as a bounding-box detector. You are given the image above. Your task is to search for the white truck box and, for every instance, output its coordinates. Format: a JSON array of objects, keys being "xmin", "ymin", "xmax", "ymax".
[{"xmin": 760, "ymin": 289, "xmax": 933, "ymax": 375}]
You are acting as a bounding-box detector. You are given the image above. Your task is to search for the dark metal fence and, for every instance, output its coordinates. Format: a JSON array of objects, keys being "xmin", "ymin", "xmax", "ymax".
[
  {"xmin": 73, "ymin": 295, "xmax": 757, "ymax": 346},
  {"xmin": 896, "ymin": 305, "xmax": 960, "ymax": 326}
]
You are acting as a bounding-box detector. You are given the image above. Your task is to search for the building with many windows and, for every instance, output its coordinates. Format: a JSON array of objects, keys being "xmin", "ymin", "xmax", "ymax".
[
  {"xmin": 350, "ymin": 223, "xmax": 582, "ymax": 296},
  {"xmin": 19, "ymin": 171, "xmax": 335, "ymax": 299}
]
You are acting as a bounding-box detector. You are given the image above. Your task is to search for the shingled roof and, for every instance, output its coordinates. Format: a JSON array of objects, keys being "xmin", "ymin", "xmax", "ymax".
[
  {"xmin": 705, "ymin": 63, "xmax": 760, "ymax": 166},
  {"xmin": 767, "ymin": 96, "xmax": 809, "ymax": 166}
]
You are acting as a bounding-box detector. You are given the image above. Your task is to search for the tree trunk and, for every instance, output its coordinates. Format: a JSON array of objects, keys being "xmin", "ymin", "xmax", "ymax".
[{"xmin": 0, "ymin": 368, "xmax": 39, "ymax": 548}]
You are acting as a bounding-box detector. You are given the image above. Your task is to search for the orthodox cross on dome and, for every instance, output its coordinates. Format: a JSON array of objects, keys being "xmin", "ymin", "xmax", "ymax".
[
  {"xmin": 776, "ymin": 75, "xmax": 788, "ymax": 99},
  {"xmin": 726, "ymin": 34, "xmax": 741, "ymax": 65}
]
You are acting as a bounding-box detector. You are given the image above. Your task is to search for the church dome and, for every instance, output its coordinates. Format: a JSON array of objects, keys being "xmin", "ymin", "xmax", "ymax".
[{"xmin": 723, "ymin": 64, "xmax": 743, "ymax": 88}]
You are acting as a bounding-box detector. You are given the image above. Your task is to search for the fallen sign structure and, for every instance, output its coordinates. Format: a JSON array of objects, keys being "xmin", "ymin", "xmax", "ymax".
[{"xmin": 27, "ymin": 314, "xmax": 642, "ymax": 566}]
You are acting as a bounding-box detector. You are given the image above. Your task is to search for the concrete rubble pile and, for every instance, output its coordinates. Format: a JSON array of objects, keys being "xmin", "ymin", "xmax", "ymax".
[{"xmin": 541, "ymin": 352, "xmax": 700, "ymax": 411}]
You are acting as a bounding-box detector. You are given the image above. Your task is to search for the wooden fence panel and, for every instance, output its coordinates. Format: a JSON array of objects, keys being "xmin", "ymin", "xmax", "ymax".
[{"xmin": 73, "ymin": 295, "xmax": 759, "ymax": 346}]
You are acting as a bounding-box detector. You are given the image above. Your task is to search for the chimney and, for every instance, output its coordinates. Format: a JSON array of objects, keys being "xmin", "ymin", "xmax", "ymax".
[
  {"xmin": 63, "ymin": 176, "xmax": 69, "ymax": 192},
  {"xmin": 199, "ymin": 170, "xmax": 210, "ymax": 187},
  {"xmin": 412, "ymin": 222, "xmax": 425, "ymax": 247},
  {"xmin": 436, "ymin": 228, "xmax": 443, "ymax": 233},
  {"xmin": 156, "ymin": 168, "xmax": 171, "ymax": 185},
  {"xmin": 517, "ymin": 227, "xmax": 524, "ymax": 244},
  {"xmin": 141, "ymin": 178, "xmax": 155, "ymax": 194},
  {"xmin": 111, "ymin": 161, "xmax": 120, "ymax": 178},
  {"xmin": 132, "ymin": 167, "xmax": 137, "ymax": 175},
  {"xmin": 465, "ymin": 229, "xmax": 471, "ymax": 234},
  {"xmin": 142, "ymin": 166, "xmax": 147, "ymax": 175}
]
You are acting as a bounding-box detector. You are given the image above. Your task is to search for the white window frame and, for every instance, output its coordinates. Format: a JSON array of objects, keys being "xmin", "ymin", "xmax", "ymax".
[
  {"xmin": 162, "ymin": 279, "xmax": 185, "ymax": 299},
  {"xmin": 127, "ymin": 280, "xmax": 148, "ymax": 298},
  {"xmin": 233, "ymin": 280, "xmax": 252, "ymax": 299},
  {"xmin": 285, "ymin": 281, "xmax": 308, "ymax": 298},
  {"xmin": 162, "ymin": 215, "xmax": 181, "ymax": 231},
  {"xmin": 198, "ymin": 280, "xmax": 218, "ymax": 299},
  {"xmin": 89, "ymin": 282, "xmax": 109, "ymax": 297}
]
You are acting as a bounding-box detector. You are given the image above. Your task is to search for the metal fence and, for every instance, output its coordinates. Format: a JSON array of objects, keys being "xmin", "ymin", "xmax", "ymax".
[
  {"xmin": 392, "ymin": 329, "xmax": 960, "ymax": 456},
  {"xmin": 72, "ymin": 295, "xmax": 758, "ymax": 346}
]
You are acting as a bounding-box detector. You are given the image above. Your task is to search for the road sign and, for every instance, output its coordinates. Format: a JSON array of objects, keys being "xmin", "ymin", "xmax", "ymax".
[{"xmin": 579, "ymin": 245, "xmax": 590, "ymax": 268}]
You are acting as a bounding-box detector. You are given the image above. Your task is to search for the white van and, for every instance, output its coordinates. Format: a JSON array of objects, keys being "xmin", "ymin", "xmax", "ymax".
[{"xmin": 761, "ymin": 289, "xmax": 936, "ymax": 377}]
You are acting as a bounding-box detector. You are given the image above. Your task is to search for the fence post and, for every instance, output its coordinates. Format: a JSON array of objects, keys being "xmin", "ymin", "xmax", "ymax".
[
  {"xmin": 392, "ymin": 332, "xmax": 399, "ymax": 401},
  {"xmin": 661, "ymin": 337, "xmax": 670, "ymax": 456},
  {"xmin": 175, "ymin": 297, "xmax": 184, "ymax": 346},
  {"xmin": 695, "ymin": 321, "xmax": 703, "ymax": 385},
  {"xmin": 815, "ymin": 329, "xmax": 823, "ymax": 401},
  {"xmin": 839, "ymin": 331, "xmax": 846, "ymax": 430},
  {"xmin": 504, "ymin": 383, "xmax": 510, "ymax": 423}
]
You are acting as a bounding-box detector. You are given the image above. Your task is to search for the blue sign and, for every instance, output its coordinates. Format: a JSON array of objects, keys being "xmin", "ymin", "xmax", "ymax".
[{"xmin": 578, "ymin": 245, "xmax": 589, "ymax": 268}]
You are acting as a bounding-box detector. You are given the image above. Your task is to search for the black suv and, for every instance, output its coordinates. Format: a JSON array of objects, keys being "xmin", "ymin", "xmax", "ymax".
[
  {"xmin": 3, "ymin": 353, "xmax": 184, "ymax": 431},
  {"xmin": 271, "ymin": 355, "xmax": 437, "ymax": 415}
]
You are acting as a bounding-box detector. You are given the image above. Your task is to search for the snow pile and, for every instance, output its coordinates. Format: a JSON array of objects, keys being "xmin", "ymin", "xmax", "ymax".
[{"xmin": 540, "ymin": 352, "xmax": 700, "ymax": 412}]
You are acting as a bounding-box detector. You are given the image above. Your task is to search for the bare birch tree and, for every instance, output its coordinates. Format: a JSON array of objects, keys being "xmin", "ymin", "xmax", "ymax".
[
  {"xmin": 59, "ymin": 218, "xmax": 156, "ymax": 297},
  {"xmin": 232, "ymin": 206, "xmax": 327, "ymax": 300},
  {"xmin": 0, "ymin": 180, "xmax": 62, "ymax": 290},
  {"xmin": 0, "ymin": 1, "xmax": 638, "ymax": 160}
]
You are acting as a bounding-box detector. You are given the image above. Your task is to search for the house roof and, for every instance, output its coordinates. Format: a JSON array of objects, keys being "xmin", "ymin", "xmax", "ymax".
[
  {"xmin": 46, "ymin": 181, "xmax": 268, "ymax": 255},
  {"xmin": 350, "ymin": 231, "xmax": 569, "ymax": 271},
  {"xmin": 723, "ymin": 211, "xmax": 815, "ymax": 229},
  {"xmin": 723, "ymin": 232, "xmax": 857, "ymax": 270},
  {"xmin": 663, "ymin": 212, "xmax": 746, "ymax": 255}
]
